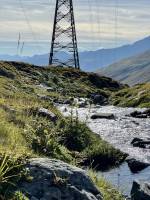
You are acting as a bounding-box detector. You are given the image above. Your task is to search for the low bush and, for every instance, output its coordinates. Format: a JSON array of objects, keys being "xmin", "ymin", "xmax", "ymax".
[
  {"xmin": 56, "ymin": 118, "xmax": 126, "ymax": 169},
  {"xmin": 59, "ymin": 119, "xmax": 93, "ymax": 152},
  {"xmin": 84, "ymin": 140, "xmax": 126, "ymax": 170},
  {"xmin": 0, "ymin": 154, "xmax": 27, "ymax": 198}
]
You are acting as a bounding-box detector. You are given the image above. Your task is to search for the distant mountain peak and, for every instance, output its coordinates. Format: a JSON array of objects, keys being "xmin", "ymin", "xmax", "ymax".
[
  {"xmin": 98, "ymin": 50, "xmax": 150, "ymax": 86},
  {"xmin": 0, "ymin": 36, "xmax": 150, "ymax": 72}
]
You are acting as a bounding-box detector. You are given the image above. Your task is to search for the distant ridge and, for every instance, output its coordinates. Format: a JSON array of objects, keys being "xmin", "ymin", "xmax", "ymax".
[
  {"xmin": 97, "ymin": 50, "xmax": 150, "ymax": 86},
  {"xmin": 0, "ymin": 36, "xmax": 150, "ymax": 71}
]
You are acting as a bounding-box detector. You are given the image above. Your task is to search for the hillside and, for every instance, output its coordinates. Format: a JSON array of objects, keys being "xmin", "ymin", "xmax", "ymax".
[
  {"xmin": 0, "ymin": 61, "xmax": 122, "ymax": 101},
  {"xmin": 0, "ymin": 61, "xmax": 127, "ymax": 199},
  {"xmin": 98, "ymin": 50, "xmax": 150, "ymax": 86},
  {"xmin": 111, "ymin": 83, "xmax": 150, "ymax": 108},
  {"xmin": 1, "ymin": 36, "xmax": 150, "ymax": 71}
]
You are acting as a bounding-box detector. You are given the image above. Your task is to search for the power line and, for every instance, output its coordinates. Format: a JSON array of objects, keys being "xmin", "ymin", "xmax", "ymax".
[
  {"xmin": 17, "ymin": 32, "xmax": 21, "ymax": 55},
  {"xmin": 94, "ymin": 0, "xmax": 103, "ymax": 67},
  {"xmin": 114, "ymin": 0, "xmax": 119, "ymax": 61},
  {"xmin": 20, "ymin": 42, "xmax": 25, "ymax": 55},
  {"xmin": 87, "ymin": 0, "xmax": 96, "ymax": 50},
  {"xmin": 18, "ymin": 0, "xmax": 42, "ymax": 54}
]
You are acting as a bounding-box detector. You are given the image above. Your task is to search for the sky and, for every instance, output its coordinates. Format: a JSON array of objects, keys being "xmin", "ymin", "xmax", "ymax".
[{"xmin": 0, "ymin": 0, "xmax": 150, "ymax": 55}]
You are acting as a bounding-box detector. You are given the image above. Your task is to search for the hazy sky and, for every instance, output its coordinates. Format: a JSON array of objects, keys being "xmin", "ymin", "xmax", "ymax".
[{"xmin": 0, "ymin": 0, "xmax": 150, "ymax": 55}]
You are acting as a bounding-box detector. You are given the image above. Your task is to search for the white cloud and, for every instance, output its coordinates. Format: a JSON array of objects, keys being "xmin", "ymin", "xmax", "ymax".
[{"xmin": 0, "ymin": 0, "xmax": 150, "ymax": 55}]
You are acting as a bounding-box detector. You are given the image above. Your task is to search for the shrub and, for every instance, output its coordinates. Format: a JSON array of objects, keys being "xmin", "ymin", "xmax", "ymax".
[
  {"xmin": 57, "ymin": 118, "xmax": 126, "ymax": 169},
  {"xmin": 0, "ymin": 154, "xmax": 26, "ymax": 198},
  {"xmin": 60, "ymin": 119, "xmax": 93, "ymax": 152},
  {"xmin": 84, "ymin": 140, "xmax": 126, "ymax": 170}
]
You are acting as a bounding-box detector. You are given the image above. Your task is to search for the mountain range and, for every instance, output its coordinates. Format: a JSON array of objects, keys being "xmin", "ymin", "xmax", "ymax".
[
  {"xmin": 98, "ymin": 50, "xmax": 150, "ymax": 86},
  {"xmin": 0, "ymin": 36, "xmax": 150, "ymax": 72}
]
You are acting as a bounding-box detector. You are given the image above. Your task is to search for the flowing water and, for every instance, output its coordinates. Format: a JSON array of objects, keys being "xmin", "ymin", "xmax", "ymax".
[
  {"xmin": 99, "ymin": 163, "xmax": 150, "ymax": 196},
  {"xmin": 58, "ymin": 105, "xmax": 150, "ymax": 196}
]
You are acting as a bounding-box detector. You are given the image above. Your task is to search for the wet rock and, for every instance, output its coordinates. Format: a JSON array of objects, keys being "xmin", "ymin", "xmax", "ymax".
[
  {"xmin": 131, "ymin": 138, "xmax": 150, "ymax": 149},
  {"xmin": 126, "ymin": 157, "xmax": 150, "ymax": 173},
  {"xmin": 63, "ymin": 107, "xmax": 68, "ymax": 112},
  {"xmin": 18, "ymin": 158, "xmax": 103, "ymax": 200},
  {"xmin": 131, "ymin": 180, "xmax": 150, "ymax": 200},
  {"xmin": 64, "ymin": 98, "xmax": 74, "ymax": 105},
  {"xmin": 91, "ymin": 94, "xmax": 106, "ymax": 105},
  {"xmin": 91, "ymin": 113, "xmax": 115, "ymax": 120},
  {"xmin": 129, "ymin": 109, "xmax": 150, "ymax": 118},
  {"xmin": 131, "ymin": 121, "xmax": 139, "ymax": 126},
  {"xmin": 38, "ymin": 108, "xmax": 57, "ymax": 122},
  {"xmin": 78, "ymin": 101, "xmax": 88, "ymax": 108}
]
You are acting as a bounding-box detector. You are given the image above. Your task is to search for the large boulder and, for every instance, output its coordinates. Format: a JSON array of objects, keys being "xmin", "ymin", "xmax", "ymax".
[
  {"xmin": 91, "ymin": 94, "xmax": 107, "ymax": 105},
  {"xmin": 131, "ymin": 180, "xmax": 150, "ymax": 200},
  {"xmin": 18, "ymin": 158, "xmax": 103, "ymax": 200},
  {"xmin": 126, "ymin": 157, "xmax": 150, "ymax": 173}
]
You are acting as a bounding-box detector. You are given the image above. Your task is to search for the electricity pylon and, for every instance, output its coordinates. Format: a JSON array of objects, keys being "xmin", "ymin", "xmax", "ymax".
[{"xmin": 49, "ymin": 0, "xmax": 80, "ymax": 69}]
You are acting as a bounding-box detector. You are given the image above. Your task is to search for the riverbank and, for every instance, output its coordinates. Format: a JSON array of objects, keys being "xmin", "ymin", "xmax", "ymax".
[
  {"xmin": 58, "ymin": 104, "xmax": 150, "ymax": 197},
  {"xmin": 58, "ymin": 105, "xmax": 150, "ymax": 164},
  {"xmin": 0, "ymin": 61, "xmax": 127, "ymax": 199}
]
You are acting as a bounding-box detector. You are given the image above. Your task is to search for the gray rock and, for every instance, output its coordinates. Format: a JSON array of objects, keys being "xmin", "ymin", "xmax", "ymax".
[
  {"xmin": 129, "ymin": 109, "xmax": 150, "ymax": 118},
  {"xmin": 91, "ymin": 94, "xmax": 106, "ymax": 105},
  {"xmin": 38, "ymin": 108, "xmax": 57, "ymax": 122},
  {"xmin": 126, "ymin": 157, "xmax": 150, "ymax": 173},
  {"xmin": 64, "ymin": 99, "xmax": 74, "ymax": 105},
  {"xmin": 91, "ymin": 113, "xmax": 115, "ymax": 120},
  {"xmin": 43, "ymin": 187, "xmax": 61, "ymax": 200},
  {"xmin": 131, "ymin": 180, "xmax": 150, "ymax": 200},
  {"xmin": 78, "ymin": 101, "xmax": 88, "ymax": 108},
  {"xmin": 31, "ymin": 197, "xmax": 38, "ymax": 200},
  {"xmin": 131, "ymin": 138, "xmax": 150, "ymax": 149},
  {"xmin": 37, "ymin": 95, "xmax": 53, "ymax": 101},
  {"xmin": 18, "ymin": 158, "xmax": 103, "ymax": 200},
  {"xmin": 47, "ymin": 87, "xmax": 55, "ymax": 92}
]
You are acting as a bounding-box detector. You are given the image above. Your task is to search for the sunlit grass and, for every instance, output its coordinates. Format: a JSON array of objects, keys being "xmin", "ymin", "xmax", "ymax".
[
  {"xmin": 0, "ymin": 61, "xmax": 127, "ymax": 198},
  {"xmin": 88, "ymin": 169, "xmax": 125, "ymax": 200},
  {"xmin": 0, "ymin": 109, "xmax": 30, "ymax": 156},
  {"xmin": 112, "ymin": 83, "xmax": 150, "ymax": 107}
]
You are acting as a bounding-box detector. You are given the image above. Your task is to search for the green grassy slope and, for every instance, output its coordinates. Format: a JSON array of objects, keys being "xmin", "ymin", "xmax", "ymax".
[
  {"xmin": 98, "ymin": 50, "xmax": 150, "ymax": 86},
  {"xmin": 0, "ymin": 61, "xmax": 125, "ymax": 162},
  {"xmin": 111, "ymin": 82, "xmax": 150, "ymax": 108},
  {"xmin": 0, "ymin": 61, "xmax": 122, "ymax": 99},
  {"xmin": 0, "ymin": 61, "xmax": 128, "ymax": 199}
]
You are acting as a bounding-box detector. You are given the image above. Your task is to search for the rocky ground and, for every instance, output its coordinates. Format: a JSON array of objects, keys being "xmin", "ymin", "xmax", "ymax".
[{"xmin": 0, "ymin": 61, "xmax": 149, "ymax": 200}]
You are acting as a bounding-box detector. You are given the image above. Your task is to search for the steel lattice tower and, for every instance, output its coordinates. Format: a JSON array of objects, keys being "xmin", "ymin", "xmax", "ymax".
[{"xmin": 49, "ymin": 0, "xmax": 80, "ymax": 69}]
